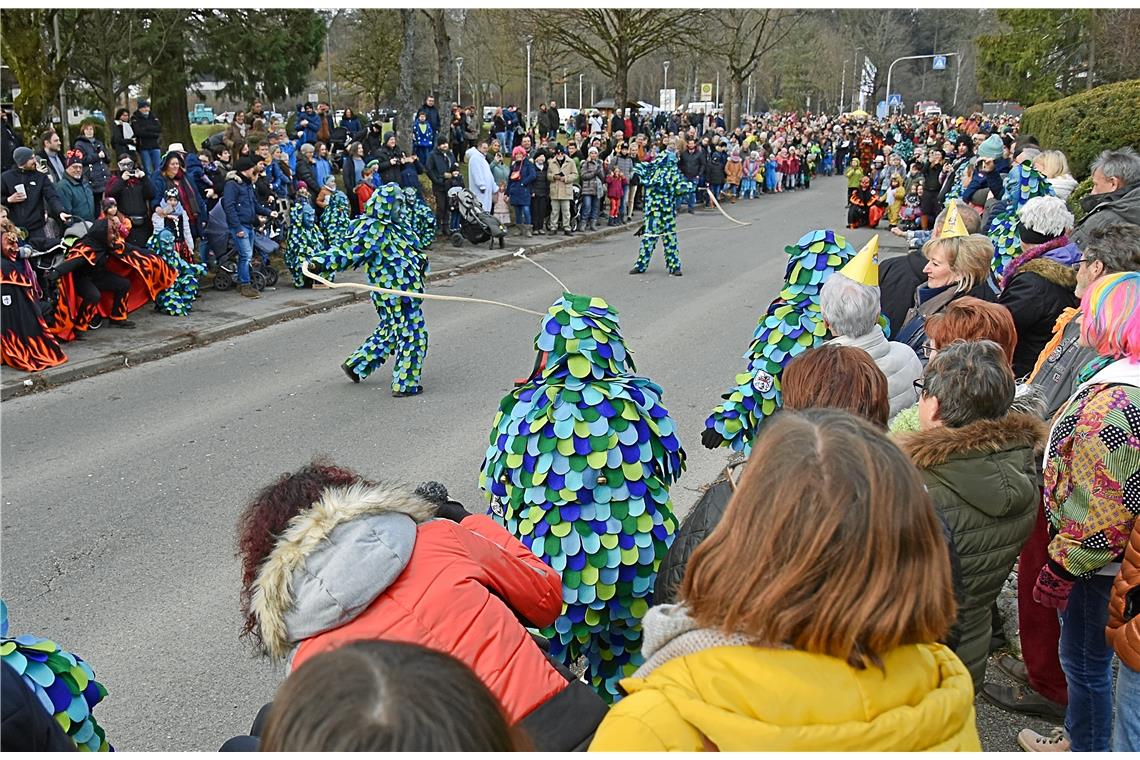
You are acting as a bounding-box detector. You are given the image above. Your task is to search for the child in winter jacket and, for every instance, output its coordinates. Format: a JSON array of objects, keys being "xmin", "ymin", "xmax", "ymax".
[
  {"xmin": 151, "ymin": 188, "xmax": 195, "ymax": 263},
  {"xmin": 764, "ymin": 154, "xmax": 778, "ymax": 193},
  {"xmin": 885, "ymin": 176, "xmax": 904, "ymax": 227},
  {"xmin": 604, "ymin": 165, "xmax": 626, "ymax": 226},
  {"xmin": 787, "ymin": 151, "xmax": 800, "ymax": 191},
  {"xmin": 741, "ymin": 151, "xmax": 761, "ymax": 199},
  {"xmin": 724, "ymin": 148, "xmax": 743, "ymax": 202}
]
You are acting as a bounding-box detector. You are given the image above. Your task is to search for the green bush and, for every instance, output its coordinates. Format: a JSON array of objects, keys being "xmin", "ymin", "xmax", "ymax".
[
  {"xmin": 1067, "ymin": 176, "xmax": 1094, "ymax": 216},
  {"xmin": 1020, "ymin": 79, "xmax": 1140, "ymax": 179}
]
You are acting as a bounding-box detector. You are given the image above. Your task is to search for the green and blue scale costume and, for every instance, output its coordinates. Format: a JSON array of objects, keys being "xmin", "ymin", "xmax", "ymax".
[
  {"xmin": 704, "ymin": 230, "xmax": 857, "ymax": 454},
  {"xmin": 480, "ymin": 293, "xmax": 685, "ymax": 702},
  {"xmin": 309, "ymin": 183, "xmax": 428, "ymax": 392},
  {"xmin": 987, "ymin": 162, "xmax": 1054, "ymax": 276},
  {"xmin": 149, "ymin": 229, "xmax": 206, "ymax": 316},
  {"xmin": 632, "ymin": 151, "xmax": 695, "ymax": 275},
  {"xmin": 284, "ymin": 195, "xmax": 327, "ymax": 288}
]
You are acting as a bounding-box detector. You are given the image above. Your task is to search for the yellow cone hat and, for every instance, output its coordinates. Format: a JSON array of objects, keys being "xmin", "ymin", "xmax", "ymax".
[
  {"xmin": 838, "ymin": 235, "xmax": 880, "ymax": 287},
  {"xmin": 940, "ymin": 202, "xmax": 969, "ymax": 239}
]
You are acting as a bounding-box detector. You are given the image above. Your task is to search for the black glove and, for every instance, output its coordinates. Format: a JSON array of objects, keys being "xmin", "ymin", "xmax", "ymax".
[
  {"xmin": 415, "ymin": 482, "xmax": 471, "ymax": 523},
  {"xmin": 434, "ymin": 499, "xmax": 471, "ymax": 523},
  {"xmin": 44, "ymin": 268, "xmax": 60, "ymax": 283},
  {"xmin": 701, "ymin": 427, "xmax": 725, "ymax": 450}
]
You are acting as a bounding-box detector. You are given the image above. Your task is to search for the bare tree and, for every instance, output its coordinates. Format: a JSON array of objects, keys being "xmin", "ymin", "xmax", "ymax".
[
  {"xmin": 420, "ymin": 9, "xmax": 453, "ymax": 102},
  {"xmin": 394, "ymin": 9, "xmax": 417, "ymax": 152},
  {"xmin": 530, "ymin": 9, "xmax": 692, "ymax": 108},
  {"xmin": 707, "ymin": 10, "xmax": 806, "ymax": 126}
]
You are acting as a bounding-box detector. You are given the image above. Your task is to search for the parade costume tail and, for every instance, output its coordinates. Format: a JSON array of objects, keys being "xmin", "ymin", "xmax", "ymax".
[
  {"xmin": 480, "ymin": 294, "xmax": 685, "ymax": 702},
  {"xmin": 704, "ymin": 229, "xmax": 856, "ymax": 454},
  {"xmin": 149, "ymin": 230, "xmax": 206, "ymax": 316},
  {"xmin": 987, "ymin": 163, "xmax": 1054, "ymax": 277},
  {"xmin": 1, "ymin": 260, "xmax": 67, "ymax": 371},
  {"xmin": 1, "ymin": 602, "xmax": 111, "ymax": 751}
]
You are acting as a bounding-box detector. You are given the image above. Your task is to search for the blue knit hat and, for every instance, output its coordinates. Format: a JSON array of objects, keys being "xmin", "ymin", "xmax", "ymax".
[{"xmin": 977, "ymin": 134, "xmax": 1004, "ymax": 160}]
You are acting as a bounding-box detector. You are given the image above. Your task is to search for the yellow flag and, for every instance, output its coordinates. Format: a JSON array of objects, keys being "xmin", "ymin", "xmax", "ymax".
[
  {"xmin": 838, "ymin": 235, "xmax": 879, "ymax": 287},
  {"xmin": 940, "ymin": 202, "xmax": 969, "ymax": 239}
]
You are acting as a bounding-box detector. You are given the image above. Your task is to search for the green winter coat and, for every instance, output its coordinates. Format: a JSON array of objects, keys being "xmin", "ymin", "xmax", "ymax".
[{"xmin": 898, "ymin": 412, "xmax": 1046, "ymax": 689}]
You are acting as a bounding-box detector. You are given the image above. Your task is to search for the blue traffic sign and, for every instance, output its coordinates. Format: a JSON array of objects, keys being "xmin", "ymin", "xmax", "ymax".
[
  {"xmin": 933, "ymin": 55, "xmax": 947, "ymax": 71},
  {"xmin": 888, "ymin": 93, "xmax": 903, "ymax": 107}
]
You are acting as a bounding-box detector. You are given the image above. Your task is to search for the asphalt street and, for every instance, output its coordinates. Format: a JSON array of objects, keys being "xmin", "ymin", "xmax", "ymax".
[{"xmin": 1, "ymin": 176, "xmax": 1052, "ymax": 750}]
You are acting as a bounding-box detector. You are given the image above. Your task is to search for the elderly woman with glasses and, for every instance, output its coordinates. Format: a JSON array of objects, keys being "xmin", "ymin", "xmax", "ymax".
[{"xmin": 899, "ymin": 340, "xmax": 1046, "ymax": 696}]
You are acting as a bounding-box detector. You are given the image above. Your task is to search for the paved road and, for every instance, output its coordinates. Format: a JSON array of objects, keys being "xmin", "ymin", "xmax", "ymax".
[{"xmin": 1, "ymin": 177, "xmax": 1049, "ymax": 750}]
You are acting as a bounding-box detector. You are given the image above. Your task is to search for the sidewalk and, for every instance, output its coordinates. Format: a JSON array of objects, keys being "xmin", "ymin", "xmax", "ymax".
[{"xmin": 1, "ymin": 222, "xmax": 633, "ymax": 400}]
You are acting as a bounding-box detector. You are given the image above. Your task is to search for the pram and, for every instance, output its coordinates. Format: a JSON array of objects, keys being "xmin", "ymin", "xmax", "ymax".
[
  {"xmin": 446, "ymin": 186, "xmax": 507, "ymax": 250},
  {"xmin": 204, "ymin": 201, "xmax": 279, "ymax": 291},
  {"xmin": 22, "ymin": 220, "xmax": 92, "ymax": 321}
]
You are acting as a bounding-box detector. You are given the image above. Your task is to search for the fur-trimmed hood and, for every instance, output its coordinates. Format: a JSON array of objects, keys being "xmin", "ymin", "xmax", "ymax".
[
  {"xmin": 900, "ymin": 412, "xmax": 1047, "ymax": 470},
  {"xmin": 1018, "ymin": 256, "xmax": 1078, "ymax": 289},
  {"xmin": 898, "ymin": 412, "xmax": 1046, "ymax": 519},
  {"xmin": 251, "ymin": 481, "xmax": 437, "ymax": 661}
]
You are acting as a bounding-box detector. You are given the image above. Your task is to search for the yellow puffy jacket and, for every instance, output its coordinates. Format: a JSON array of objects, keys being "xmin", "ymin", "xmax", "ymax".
[{"xmin": 589, "ymin": 643, "xmax": 979, "ymax": 752}]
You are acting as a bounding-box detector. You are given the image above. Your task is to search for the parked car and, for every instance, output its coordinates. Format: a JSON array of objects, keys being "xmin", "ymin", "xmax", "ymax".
[{"xmin": 189, "ymin": 104, "xmax": 215, "ymax": 124}]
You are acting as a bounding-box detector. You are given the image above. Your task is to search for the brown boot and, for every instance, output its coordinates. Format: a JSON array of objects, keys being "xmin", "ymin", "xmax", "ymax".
[{"xmin": 239, "ymin": 284, "xmax": 261, "ymax": 299}]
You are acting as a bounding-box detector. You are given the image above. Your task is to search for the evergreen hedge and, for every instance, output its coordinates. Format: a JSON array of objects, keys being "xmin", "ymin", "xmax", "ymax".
[{"xmin": 1020, "ymin": 79, "xmax": 1140, "ymax": 179}]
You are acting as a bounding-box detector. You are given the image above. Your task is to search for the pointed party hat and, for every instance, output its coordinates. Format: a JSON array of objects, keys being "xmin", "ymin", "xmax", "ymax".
[
  {"xmin": 838, "ymin": 235, "xmax": 879, "ymax": 287},
  {"xmin": 940, "ymin": 202, "xmax": 969, "ymax": 240}
]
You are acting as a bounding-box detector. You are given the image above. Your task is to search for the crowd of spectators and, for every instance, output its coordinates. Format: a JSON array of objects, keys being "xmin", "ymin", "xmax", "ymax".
[{"xmin": 3, "ymin": 94, "xmax": 1139, "ymax": 754}]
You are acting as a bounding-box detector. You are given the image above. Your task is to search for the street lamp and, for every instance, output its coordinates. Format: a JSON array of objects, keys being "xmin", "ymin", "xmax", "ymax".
[
  {"xmin": 663, "ymin": 60, "xmax": 670, "ymax": 91},
  {"xmin": 525, "ymin": 35, "xmax": 533, "ymax": 132},
  {"xmin": 455, "ymin": 57, "xmax": 464, "ymax": 106},
  {"xmin": 579, "ymin": 73, "xmax": 583, "ymax": 110},
  {"xmin": 563, "ymin": 68, "xmax": 568, "ymax": 107},
  {"xmin": 851, "ymin": 47, "xmax": 863, "ymax": 111},
  {"xmin": 840, "ymin": 59, "xmax": 848, "ymax": 115}
]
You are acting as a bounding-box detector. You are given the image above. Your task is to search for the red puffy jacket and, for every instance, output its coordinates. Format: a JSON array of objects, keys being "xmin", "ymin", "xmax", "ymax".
[{"xmin": 252, "ymin": 481, "xmax": 568, "ymax": 725}]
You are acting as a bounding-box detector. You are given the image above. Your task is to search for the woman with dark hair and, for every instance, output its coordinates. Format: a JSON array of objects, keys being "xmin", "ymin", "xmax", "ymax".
[
  {"xmin": 594, "ymin": 410, "xmax": 979, "ymax": 751},
  {"xmin": 110, "ymin": 108, "xmax": 135, "ymax": 161},
  {"xmin": 257, "ymin": 641, "xmax": 522, "ymax": 752},
  {"xmin": 898, "ymin": 340, "xmax": 1044, "ymax": 693},
  {"xmin": 235, "ymin": 459, "xmax": 607, "ymax": 751}
]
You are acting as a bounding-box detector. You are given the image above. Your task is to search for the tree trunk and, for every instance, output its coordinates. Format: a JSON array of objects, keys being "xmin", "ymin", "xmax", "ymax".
[
  {"xmin": 150, "ymin": 25, "xmax": 193, "ymax": 152},
  {"xmin": 428, "ymin": 10, "xmax": 453, "ymax": 104},
  {"xmin": 726, "ymin": 75, "xmax": 743, "ymax": 130},
  {"xmin": 395, "ymin": 9, "xmax": 418, "ymax": 153}
]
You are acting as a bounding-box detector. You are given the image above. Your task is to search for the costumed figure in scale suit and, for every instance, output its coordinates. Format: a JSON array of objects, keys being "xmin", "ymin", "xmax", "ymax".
[
  {"xmin": 630, "ymin": 147, "xmax": 694, "ymax": 276},
  {"xmin": 308, "ymin": 183, "xmax": 428, "ymax": 396},
  {"xmin": 703, "ymin": 230, "xmax": 858, "ymax": 454},
  {"xmin": 480, "ymin": 293, "xmax": 685, "ymax": 702}
]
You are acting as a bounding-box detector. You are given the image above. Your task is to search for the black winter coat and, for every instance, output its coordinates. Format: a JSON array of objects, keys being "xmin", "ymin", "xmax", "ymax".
[
  {"xmin": 678, "ymin": 149, "xmax": 705, "ymax": 180},
  {"xmin": 705, "ymin": 151, "xmax": 727, "ymax": 184},
  {"xmin": 997, "ymin": 255, "xmax": 1079, "ymax": 378},
  {"xmin": 74, "ymin": 136, "xmax": 112, "ymax": 193},
  {"xmin": 375, "ymin": 145, "xmax": 404, "ymax": 185},
  {"xmin": 130, "ymin": 111, "xmax": 162, "ymax": 151},
  {"xmin": 104, "ymin": 173, "xmax": 155, "ymax": 221},
  {"xmin": 425, "ymin": 148, "xmax": 459, "ymax": 190},
  {"xmin": 0, "ymin": 167, "xmax": 64, "ymax": 236},
  {"xmin": 921, "ymin": 161, "xmax": 944, "ymax": 216},
  {"xmin": 879, "ymin": 251, "xmax": 928, "ymax": 337},
  {"xmin": 111, "ymin": 122, "xmax": 135, "ymax": 160},
  {"xmin": 294, "ymin": 158, "xmax": 318, "ymax": 196},
  {"xmin": 531, "ymin": 164, "xmax": 550, "ymax": 197}
]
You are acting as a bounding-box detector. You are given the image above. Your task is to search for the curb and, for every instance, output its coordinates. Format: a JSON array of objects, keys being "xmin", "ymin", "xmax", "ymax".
[{"xmin": 1, "ymin": 222, "xmax": 635, "ymax": 400}]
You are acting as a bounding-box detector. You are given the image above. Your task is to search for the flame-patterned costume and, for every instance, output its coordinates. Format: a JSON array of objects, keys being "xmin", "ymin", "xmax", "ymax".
[
  {"xmin": 1, "ymin": 601, "xmax": 111, "ymax": 751},
  {"xmin": 703, "ymin": 230, "xmax": 857, "ymax": 454},
  {"xmin": 1, "ymin": 223, "xmax": 67, "ymax": 372},
  {"xmin": 480, "ymin": 293, "xmax": 685, "ymax": 702},
  {"xmin": 49, "ymin": 218, "xmax": 176, "ymax": 341},
  {"xmin": 308, "ymin": 183, "xmax": 428, "ymax": 393}
]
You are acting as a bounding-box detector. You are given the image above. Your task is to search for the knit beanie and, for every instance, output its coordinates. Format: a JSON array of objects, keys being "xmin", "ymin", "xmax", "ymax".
[
  {"xmin": 1017, "ymin": 195, "xmax": 1073, "ymax": 245},
  {"xmin": 976, "ymin": 134, "xmax": 1004, "ymax": 160}
]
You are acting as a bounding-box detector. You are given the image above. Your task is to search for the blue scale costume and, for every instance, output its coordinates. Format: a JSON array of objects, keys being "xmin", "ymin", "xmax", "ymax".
[
  {"xmin": 309, "ymin": 183, "xmax": 428, "ymax": 393},
  {"xmin": 631, "ymin": 151, "xmax": 694, "ymax": 275},
  {"xmin": 480, "ymin": 293, "xmax": 685, "ymax": 702},
  {"xmin": 403, "ymin": 187, "xmax": 437, "ymax": 250},
  {"xmin": 987, "ymin": 162, "xmax": 1054, "ymax": 276},
  {"xmin": 1, "ymin": 601, "xmax": 111, "ymax": 751},
  {"xmin": 149, "ymin": 229, "xmax": 206, "ymax": 316},
  {"xmin": 319, "ymin": 190, "xmax": 352, "ymax": 247},
  {"xmin": 704, "ymin": 230, "xmax": 857, "ymax": 454},
  {"xmin": 284, "ymin": 194, "xmax": 326, "ymax": 288}
]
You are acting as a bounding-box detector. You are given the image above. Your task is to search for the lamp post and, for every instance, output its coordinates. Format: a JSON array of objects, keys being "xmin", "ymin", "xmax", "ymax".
[
  {"xmin": 525, "ymin": 35, "xmax": 533, "ymax": 132},
  {"xmin": 851, "ymin": 47, "xmax": 863, "ymax": 111},
  {"xmin": 663, "ymin": 60, "xmax": 670, "ymax": 91},
  {"xmin": 884, "ymin": 53, "xmax": 959, "ymax": 115},
  {"xmin": 563, "ymin": 68, "xmax": 568, "ymax": 106},
  {"xmin": 455, "ymin": 57, "xmax": 464, "ymax": 106},
  {"xmin": 840, "ymin": 59, "xmax": 848, "ymax": 115},
  {"xmin": 579, "ymin": 73, "xmax": 583, "ymax": 110}
]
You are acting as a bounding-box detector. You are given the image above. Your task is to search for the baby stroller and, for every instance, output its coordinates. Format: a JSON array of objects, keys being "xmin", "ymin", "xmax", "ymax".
[
  {"xmin": 447, "ymin": 186, "xmax": 507, "ymax": 250},
  {"xmin": 23, "ymin": 220, "xmax": 92, "ymax": 321},
  {"xmin": 204, "ymin": 202, "xmax": 279, "ymax": 291}
]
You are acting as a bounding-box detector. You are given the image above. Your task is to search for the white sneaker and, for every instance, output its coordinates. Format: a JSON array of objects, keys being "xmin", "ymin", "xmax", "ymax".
[{"xmin": 1018, "ymin": 727, "xmax": 1070, "ymax": 752}]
